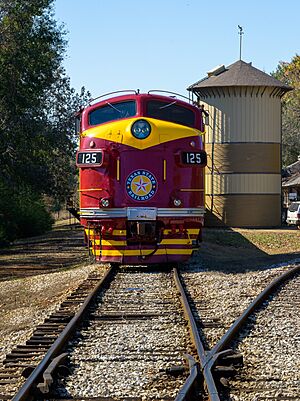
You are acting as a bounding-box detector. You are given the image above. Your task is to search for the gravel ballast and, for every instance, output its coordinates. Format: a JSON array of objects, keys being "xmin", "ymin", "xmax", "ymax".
[
  {"xmin": 0, "ymin": 224, "xmax": 299, "ymax": 399},
  {"xmin": 0, "ymin": 264, "xmax": 101, "ymax": 362},
  {"xmin": 55, "ymin": 270, "xmax": 191, "ymax": 400}
]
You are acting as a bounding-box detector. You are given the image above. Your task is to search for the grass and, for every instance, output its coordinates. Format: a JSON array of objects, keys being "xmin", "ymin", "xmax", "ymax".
[
  {"xmin": 242, "ymin": 231, "xmax": 300, "ymax": 253},
  {"xmin": 198, "ymin": 227, "xmax": 300, "ymax": 270},
  {"xmin": 204, "ymin": 228, "xmax": 300, "ymax": 254}
]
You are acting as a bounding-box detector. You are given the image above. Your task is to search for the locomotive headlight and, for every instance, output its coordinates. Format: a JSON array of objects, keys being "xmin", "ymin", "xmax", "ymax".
[{"xmin": 131, "ymin": 119, "xmax": 151, "ymax": 139}]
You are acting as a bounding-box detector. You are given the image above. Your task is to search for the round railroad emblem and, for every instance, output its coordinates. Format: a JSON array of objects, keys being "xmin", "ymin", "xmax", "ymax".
[{"xmin": 126, "ymin": 170, "xmax": 158, "ymax": 201}]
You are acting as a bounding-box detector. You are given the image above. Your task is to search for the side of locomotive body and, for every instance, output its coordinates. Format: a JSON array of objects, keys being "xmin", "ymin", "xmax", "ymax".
[{"xmin": 76, "ymin": 91, "xmax": 207, "ymax": 264}]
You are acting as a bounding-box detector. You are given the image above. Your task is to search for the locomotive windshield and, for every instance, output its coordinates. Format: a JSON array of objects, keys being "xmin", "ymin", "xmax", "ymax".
[
  {"xmin": 146, "ymin": 100, "xmax": 195, "ymax": 128},
  {"xmin": 89, "ymin": 100, "xmax": 136, "ymax": 126}
]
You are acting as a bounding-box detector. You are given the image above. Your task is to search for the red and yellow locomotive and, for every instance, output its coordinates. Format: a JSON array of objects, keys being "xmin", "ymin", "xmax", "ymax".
[{"xmin": 76, "ymin": 90, "xmax": 206, "ymax": 265}]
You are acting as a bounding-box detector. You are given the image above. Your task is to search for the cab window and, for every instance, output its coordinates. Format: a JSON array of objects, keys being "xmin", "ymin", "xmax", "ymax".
[
  {"xmin": 146, "ymin": 100, "xmax": 195, "ymax": 127},
  {"xmin": 89, "ymin": 101, "xmax": 136, "ymax": 126}
]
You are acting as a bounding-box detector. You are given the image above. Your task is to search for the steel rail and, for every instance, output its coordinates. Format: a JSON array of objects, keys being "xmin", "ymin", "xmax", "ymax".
[
  {"xmin": 173, "ymin": 267, "xmax": 220, "ymax": 401},
  {"xmin": 173, "ymin": 268, "xmax": 206, "ymax": 365},
  {"xmin": 175, "ymin": 354, "xmax": 198, "ymax": 401},
  {"xmin": 205, "ymin": 263, "xmax": 300, "ymax": 366},
  {"xmin": 12, "ymin": 267, "xmax": 115, "ymax": 401}
]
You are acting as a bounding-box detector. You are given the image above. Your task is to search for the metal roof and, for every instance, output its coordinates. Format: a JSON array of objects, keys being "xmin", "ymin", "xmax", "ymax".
[
  {"xmin": 282, "ymin": 173, "xmax": 300, "ymax": 187},
  {"xmin": 188, "ymin": 60, "xmax": 292, "ymax": 92},
  {"xmin": 282, "ymin": 159, "xmax": 300, "ymax": 187},
  {"xmin": 285, "ymin": 159, "xmax": 300, "ymax": 175}
]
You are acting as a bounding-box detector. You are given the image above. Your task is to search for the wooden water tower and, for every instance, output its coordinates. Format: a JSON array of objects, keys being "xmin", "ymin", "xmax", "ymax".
[{"xmin": 188, "ymin": 60, "xmax": 292, "ymax": 227}]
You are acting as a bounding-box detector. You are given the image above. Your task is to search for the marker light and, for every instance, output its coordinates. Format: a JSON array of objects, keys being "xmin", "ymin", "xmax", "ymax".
[
  {"xmin": 101, "ymin": 198, "xmax": 110, "ymax": 207},
  {"xmin": 173, "ymin": 199, "xmax": 182, "ymax": 207},
  {"xmin": 131, "ymin": 119, "xmax": 151, "ymax": 139}
]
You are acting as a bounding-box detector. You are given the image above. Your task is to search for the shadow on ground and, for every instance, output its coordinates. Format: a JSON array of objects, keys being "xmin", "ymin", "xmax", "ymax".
[
  {"xmin": 0, "ymin": 224, "xmax": 88, "ymax": 280},
  {"xmin": 191, "ymin": 227, "xmax": 300, "ymax": 273}
]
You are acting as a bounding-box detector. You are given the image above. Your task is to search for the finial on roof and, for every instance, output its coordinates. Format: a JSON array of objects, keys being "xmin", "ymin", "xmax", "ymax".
[{"xmin": 238, "ymin": 25, "xmax": 244, "ymax": 60}]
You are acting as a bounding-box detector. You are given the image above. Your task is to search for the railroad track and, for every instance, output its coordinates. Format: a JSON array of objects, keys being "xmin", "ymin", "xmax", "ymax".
[
  {"xmin": 2, "ymin": 265, "xmax": 203, "ymax": 400},
  {"xmin": 181, "ymin": 262, "xmax": 300, "ymax": 400},
  {"xmin": 48, "ymin": 267, "xmax": 196, "ymax": 400},
  {"xmin": 0, "ymin": 269, "xmax": 108, "ymax": 400},
  {"xmin": 1, "ymin": 263, "xmax": 299, "ymax": 400},
  {"xmin": 227, "ymin": 274, "xmax": 300, "ymax": 400}
]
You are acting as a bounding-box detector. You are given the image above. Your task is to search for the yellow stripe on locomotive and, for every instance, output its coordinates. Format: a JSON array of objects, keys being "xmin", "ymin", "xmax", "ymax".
[
  {"xmin": 81, "ymin": 117, "xmax": 203, "ymax": 150},
  {"xmin": 84, "ymin": 227, "xmax": 201, "ymax": 258}
]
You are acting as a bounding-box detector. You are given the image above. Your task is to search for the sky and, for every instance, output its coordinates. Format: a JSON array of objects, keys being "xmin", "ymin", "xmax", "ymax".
[{"xmin": 54, "ymin": 0, "xmax": 300, "ymax": 98}]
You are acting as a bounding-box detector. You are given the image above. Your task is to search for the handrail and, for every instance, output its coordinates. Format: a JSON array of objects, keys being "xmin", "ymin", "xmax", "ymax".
[
  {"xmin": 89, "ymin": 89, "xmax": 197, "ymax": 106},
  {"xmin": 147, "ymin": 89, "xmax": 194, "ymax": 103},
  {"xmin": 89, "ymin": 90, "xmax": 139, "ymax": 105}
]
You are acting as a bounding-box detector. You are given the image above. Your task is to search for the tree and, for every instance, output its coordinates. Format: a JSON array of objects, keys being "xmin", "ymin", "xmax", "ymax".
[
  {"xmin": 39, "ymin": 71, "xmax": 90, "ymax": 203},
  {"xmin": 0, "ymin": 0, "xmax": 90, "ymax": 242},
  {"xmin": 0, "ymin": 0, "xmax": 65, "ymax": 186},
  {"xmin": 273, "ymin": 55, "xmax": 300, "ymax": 167}
]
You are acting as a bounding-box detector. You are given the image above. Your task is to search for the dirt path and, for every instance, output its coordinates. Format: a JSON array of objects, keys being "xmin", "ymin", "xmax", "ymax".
[{"xmin": 0, "ymin": 222, "xmax": 89, "ymax": 280}]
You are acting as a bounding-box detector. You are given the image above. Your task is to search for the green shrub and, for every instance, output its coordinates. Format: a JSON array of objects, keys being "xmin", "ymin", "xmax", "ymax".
[{"xmin": 0, "ymin": 181, "xmax": 53, "ymax": 245}]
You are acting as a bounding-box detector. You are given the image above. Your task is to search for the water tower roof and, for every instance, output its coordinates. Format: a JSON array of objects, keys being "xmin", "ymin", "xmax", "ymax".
[{"xmin": 188, "ymin": 60, "xmax": 292, "ymax": 93}]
